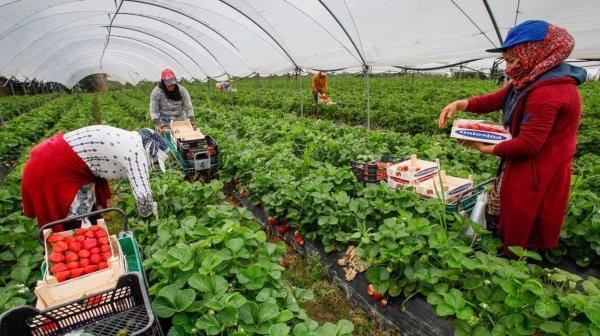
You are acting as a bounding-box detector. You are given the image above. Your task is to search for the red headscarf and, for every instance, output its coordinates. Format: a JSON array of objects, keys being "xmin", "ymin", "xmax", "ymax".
[{"xmin": 506, "ymin": 25, "xmax": 575, "ymax": 90}]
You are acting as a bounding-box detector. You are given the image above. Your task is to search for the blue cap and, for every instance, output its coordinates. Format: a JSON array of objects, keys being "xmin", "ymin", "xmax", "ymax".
[{"xmin": 486, "ymin": 20, "xmax": 550, "ymax": 53}]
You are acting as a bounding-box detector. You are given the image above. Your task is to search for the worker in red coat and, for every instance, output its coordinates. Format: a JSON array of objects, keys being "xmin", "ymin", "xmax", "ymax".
[{"xmin": 438, "ymin": 20, "xmax": 587, "ymax": 253}]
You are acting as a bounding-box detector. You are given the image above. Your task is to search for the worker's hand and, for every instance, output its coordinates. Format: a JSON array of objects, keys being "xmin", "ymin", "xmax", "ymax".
[
  {"xmin": 190, "ymin": 120, "xmax": 195, "ymax": 129},
  {"xmin": 458, "ymin": 140, "xmax": 495, "ymax": 154},
  {"xmin": 158, "ymin": 126, "xmax": 168, "ymax": 135},
  {"xmin": 439, "ymin": 99, "xmax": 468, "ymax": 128}
]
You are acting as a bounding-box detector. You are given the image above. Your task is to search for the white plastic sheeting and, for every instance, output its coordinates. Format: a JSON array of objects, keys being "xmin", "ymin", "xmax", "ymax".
[{"xmin": 0, "ymin": 0, "xmax": 599, "ymax": 87}]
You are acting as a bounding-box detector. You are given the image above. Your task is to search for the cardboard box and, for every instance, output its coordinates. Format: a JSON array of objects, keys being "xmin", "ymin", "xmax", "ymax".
[
  {"xmin": 36, "ymin": 220, "xmax": 126, "ymax": 309},
  {"xmin": 450, "ymin": 119, "xmax": 511, "ymax": 144},
  {"xmin": 415, "ymin": 170, "xmax": 473, "ymax": 203},
  {"xmin": 387, "ymin": 155, "xmax": 439, "ymax": 182},
  {"xmin": 170, "ymin": 119, "xmax": 205, "ymax": 141}
]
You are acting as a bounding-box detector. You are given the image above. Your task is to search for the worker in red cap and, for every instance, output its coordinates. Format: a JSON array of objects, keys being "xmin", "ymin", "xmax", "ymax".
[{"xmin": 150, "ymin": 68, "xmax": 195, "ymax": 134}]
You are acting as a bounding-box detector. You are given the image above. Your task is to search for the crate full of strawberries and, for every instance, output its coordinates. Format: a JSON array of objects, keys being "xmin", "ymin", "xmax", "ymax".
[
  {"xmin": 450, "ymin": 119, "xmax": 512, "ymax": 144},
  {"xmin": 35, "ymin": 219, "xmax": 125, "ymax": 309}
]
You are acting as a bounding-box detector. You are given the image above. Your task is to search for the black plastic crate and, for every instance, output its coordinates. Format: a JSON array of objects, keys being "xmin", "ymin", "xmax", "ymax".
[
  {"xmin": 350, "ymin": 156, "xmax": 398, "ymax": 184},
  {"xmin": 0, "ymin": 273, "xmax": 157, "ymax": 336}
]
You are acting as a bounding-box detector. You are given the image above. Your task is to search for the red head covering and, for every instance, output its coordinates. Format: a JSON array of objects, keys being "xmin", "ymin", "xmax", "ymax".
[
  {"xmin": 506, "ymin": 25, "xmax": 575, "ymax": 90},
  {"xmin": 161, "ymin": 68, "xmax": 177, "ymax": 86}
]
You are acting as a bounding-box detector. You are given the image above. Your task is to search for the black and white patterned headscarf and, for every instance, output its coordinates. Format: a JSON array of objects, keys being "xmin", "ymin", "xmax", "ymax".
[{"xmin": 138, "ymin": 128, "xmax": 170, "ymax": 172}]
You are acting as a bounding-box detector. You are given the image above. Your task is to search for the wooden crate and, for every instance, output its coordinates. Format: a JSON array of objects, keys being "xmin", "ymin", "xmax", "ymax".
[
  {"xmin": 35, "ymin": 220, "xmax": 126, "ymax": 310},
  {"xmin": 170, "ymin": 119, "xmax": 205, "ymax": 141}
]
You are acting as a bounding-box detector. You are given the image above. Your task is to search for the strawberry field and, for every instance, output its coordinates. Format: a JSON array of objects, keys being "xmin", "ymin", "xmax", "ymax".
[{"xmin": 1, "ymin": 76, "xmax": 599, "ymax": 335}]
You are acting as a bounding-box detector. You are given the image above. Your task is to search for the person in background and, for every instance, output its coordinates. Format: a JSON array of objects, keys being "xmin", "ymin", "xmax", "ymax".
[
  {"xmin": 150, "ymin": 68, "xmax": 195, "ymax": 135},
  {"xmin": 216, "ymin": 78, "xmax": 236, "ymax": 93},
  {"xmin": 21, "ymin": 125, "xmax": 169, "ymax": 229},
  {"xmin": 311, "ymin": 71, "xmax": 328, "ymax": 104},
  {"xmin": 438, "ymin": 20, "xmax": 586, "ymax": 254}
]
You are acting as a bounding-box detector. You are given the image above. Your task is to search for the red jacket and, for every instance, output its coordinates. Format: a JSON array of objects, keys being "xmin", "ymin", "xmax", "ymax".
[
  {"xmin": 21, "ymin": 133, "xmax": 111, "ymax": 229},
  {"xmin": 467, "ymin": 76, "xmax": 582, "ymax": 251}
]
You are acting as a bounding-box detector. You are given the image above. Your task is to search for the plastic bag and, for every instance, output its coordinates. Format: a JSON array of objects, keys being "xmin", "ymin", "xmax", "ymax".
[{"xmin": 465, "ymin": 191, "xmax": 488, "ymax": 238}]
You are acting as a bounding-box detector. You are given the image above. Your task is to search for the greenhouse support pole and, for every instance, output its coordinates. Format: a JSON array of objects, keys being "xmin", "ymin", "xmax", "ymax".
[
  {"xmin": 8, "ymin": 80, "xmax": 15, "ymax": 96},
  {"xmin": 482, "ymin": 0, "xmax": 504, "ymax": 45},
  {"xmin": 364, "ymin": 65, "xmax": 371, "ymax": 131},
  {"xmin": 295, "ymin": 67, "xmax": 303, "ymax": 118},
  {"xmin": 255, "ymin": 74, "xmax": 261, "ymax": 108},
  {"xmin": 22, "ymin": 82, "xmax": 27, "ymax": 95}
]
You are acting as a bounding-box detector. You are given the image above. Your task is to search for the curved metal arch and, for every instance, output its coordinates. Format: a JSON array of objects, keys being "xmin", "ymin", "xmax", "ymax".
[
  {"xmin": 119, "ymin": 12, "xmax": 229, "ymax": 75},
  {"xmin": 0, "ymin": 1, "xmax": 266, "ymax": 72},
  {"xmin": 48, "ymin": 61, "xmax": 145, "ymax": 85},
  {"xmin": 39, "ymin": 52, "xmax": 162, "ymax": 84},
  {"xmin": 282, "ymin": 0, "xmax": 361, "ymax": 65},
  {"xmin": 1, "ymin": 16, "xmax": 233, "ymax": 78},
  {"xmin": 393, "ymin": 58, "xmax": 484, "ymax": 71},
  {"xmin": 316, "ymin": 0, "xmax": 366, "ymax": 66},
  {"xmin": 8, "ymin": 29, "xmax": 178, "ymax": 80},
  {"xmin": 219, "ymin": 0, "xmax": 298, "ymax": 69},
  {"xmin": 38, "ymin": 53, "xmax": 160, "ymax": 84},
  {"xmin": 55, "ymin": 60, "xmax": 154, "ymax": 86},
  {"xmin": 9, "ymin": 30, "xmax": 178, "ymax": 80},
  {"xmin": 126, "ymin": 0, "xmax": 291, "ymax": 66},
  {"xmin": 29, "ymin": 36, "xmax": 197, "ymax": 81},
  {"xmin": 100, "ymin": 0, "xmax": 125, "ymax": 64},
  {"xmin": 107, "ymin": 24, "xmax": 212, "ymax": 77}
]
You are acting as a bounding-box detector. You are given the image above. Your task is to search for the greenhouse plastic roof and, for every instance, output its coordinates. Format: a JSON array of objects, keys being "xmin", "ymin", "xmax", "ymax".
[{"xmin": 1, "ymin": 0, "xmax": 599, "ymax": 88}]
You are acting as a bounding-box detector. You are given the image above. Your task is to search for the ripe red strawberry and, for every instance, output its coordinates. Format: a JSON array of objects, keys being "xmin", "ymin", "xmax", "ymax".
[
  {"xmin": 65, "ymin": 252, "xmax": 79, "ymax": 262},
  {"xmin": 98, "ymin": 237, "xmax": 109, "ymax": 245},
  {"xmin": 90, "ymin": 247, "xmax": 100, "ymax": 254},
  {"xmin": 95, "ymin": 230, "xmax": 107, "ymax": 238},
  {"xmin": 268, "ymin": 217, "xmax": 278, "ymax": 226},
  {"xmin": 55, "ymin": 270, "xmax": 70, "ymax": 282},
  {"xmin": 68, "ymin": 242, "xmax": 82, "ymax": 253},
  {"xmin": 50, "ymin": 263, "xmax": 67, "ymax": 275},
  {"xmin": 84, "ymin": 265, "xmax": 98, "ymax": 274},
  {"xmin": 75, "ymin": 235, "xmax": 86, "ymax": 243},
  {"xmin": 100, "ymin": 245, "xmax": 111, "ymax": 253},
  {"xmin": 98, "ymin": 262, "xmax": 108, "ymax": 270},
  {"xmin": 277, "ymin": 223, "xmax": 291, "ymax": 235},
  {"xmin": 70, "ymin": 268, "xmax": 85, "ymax": 278},
  {"xmin": 78, "ymin": 249, "xmax": 90, "ymax": 258},
  {"xmin": 75, "ymin": 228, "xmax": 87, "ymax": 236},
  {"xmin": 47, "ymin": 233, "xmax": 63, "ymax": 244},
  {"xmin": 90, "ymin": 226, "xmax": 100, "ymax": 232},
  {"xmin": 83, "ymin": 238, "xmax": 97, "ymax": 250},
  {"xmin": 66, "ymin": 261, "xmax": 79, "ymax": 270},
  {"xmin": 101, "ymin": 252, "xmax": 112, "ymax": 261},
  {"xmin": 90, "ymin": 254, "xmax": 102, "ymax": 264},
  {"xmin": 87, "ymin": 295, "xmax": 103, "ymax": 306},
  {"xmin": 48, "ymin": 252, "xmax": 65, "ymax": 263},
  {"xmin": 63, "ymin": 236, "xmax": 75, "ymax": 244},
  {"xmin": 367, "ymin": 284, "xmax": 375, "ymax": 296},
  {"xmin": 52, "ymin": 241, "xmax": 68, "ymax": 253},
  {"xmin": 79, "ymin": 258, "xmax": 90, "ymax": 267}
]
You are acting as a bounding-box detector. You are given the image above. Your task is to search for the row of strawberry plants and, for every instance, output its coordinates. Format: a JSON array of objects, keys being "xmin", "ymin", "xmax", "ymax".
[
  {"xmin": 185, "ymin": 76, "xmax": 600, "ymax": 157},
  {"xmin": 111, "ymin": 88, "xmax": 600, "ymax": 334},
  {"xmin": 94, "ymin": 94, "xmax": 357, "ymax": 335},
  {"xmin": 0, "ymin": 93, "xmax": 58, "ymax": 125},
  {"xmin": 0, "ymin": 94, "xmax": 95, "ymax": 313},
  {"xmin": 0, "ymin": 94, "xmax": 78, "ymax": 165}
]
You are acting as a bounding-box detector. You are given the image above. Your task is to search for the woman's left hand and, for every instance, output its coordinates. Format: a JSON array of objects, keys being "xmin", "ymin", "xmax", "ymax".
[{"xmin": 458, "ymin": 140, "xmax": 496, "ymax": 155}]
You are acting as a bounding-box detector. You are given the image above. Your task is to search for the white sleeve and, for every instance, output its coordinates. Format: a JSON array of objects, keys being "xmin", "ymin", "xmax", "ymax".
[{"xmin": 123, "ymin": 139, "xmax": 154, "ymax": 217}]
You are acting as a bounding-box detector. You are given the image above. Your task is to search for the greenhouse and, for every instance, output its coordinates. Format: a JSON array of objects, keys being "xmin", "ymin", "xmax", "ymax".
[{"xmin": 0, "ymin": 1, "xmax": 599, "ymax": 335}]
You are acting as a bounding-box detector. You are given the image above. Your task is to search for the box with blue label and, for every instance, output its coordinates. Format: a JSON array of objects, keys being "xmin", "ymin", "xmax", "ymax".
[
  {"xmin": 450, "ymin": 119, "xmax": 512, "ymax": 144},
  {"xmin": 386, "ymin": 155, "xmax": 438, "ymax": 186}
]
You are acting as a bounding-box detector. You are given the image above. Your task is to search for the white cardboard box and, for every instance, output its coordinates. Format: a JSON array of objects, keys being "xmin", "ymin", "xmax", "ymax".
[
  {"xmin": 415, "ymin": 170, "xmax": 473, "ymax": 203},
  {"xmin": 387, "ymin": 155, "xmax": 439, "ymax": 182},
  {"xmin": 450, "ymin": 119, "xmax": 511, "ymax": 144}
]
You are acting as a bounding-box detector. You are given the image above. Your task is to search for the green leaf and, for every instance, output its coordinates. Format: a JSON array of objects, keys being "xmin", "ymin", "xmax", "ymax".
[
  {"xmin": 276, "ymin": 310, "xmax": 294, "ymax": 323},
  {"xmin": 169, "ymin": 245, "xmax": 192, "ymax": 264},
  {"xmin": 10, "ymin": 266, "xmax": 31, "ymax": 283},
  {"xmin": 522, "ymin": 279, "xmax": 545, "ymax": 297},
  {"xmin": 583, "ymin": 280, "xmax": 600, "ymax": 296},
  {"xmin": 443, "ymin": 289, "xmax": 465, "ymax": 310},
  {"xmin": 584, "ymin": 300, "xmax": 600, "ymax": 325},
  {"xmin": 152, "ymin": 297, "xmax": 177, "ymax": 318},
  {"xmin": 539, "ymin": 321, "xmax": 563, "ymax": 333},
  {"xmin": 534, "ymin": 299, "xmax": 560, "ymax": 319},
  {"xmin": 268, "ymin": 323, "xmax": 291, "ymax": 336},
  {"xmin": 174, "ymin": 289, "xmax": 196, "ymax": 311},
  {"xmin": 455, "ymin": 306, "xmax": 473, "ymax": 320},
  {"xmin": 188, "ymin": 274, "xmax": 228, "ymax": 296},
  {"xmin": 226, "ymin": 237, "xmax": 244, "ymax": 254},
  {"xmin": 195, "ymin": 315, "xmax": 223, "ymax": 335},
  {"xmin": 224, "ymin": 292, "xmax": 248, "ymax": 309},
  {"xmin": 218, "ymin": 307, "xmax": 239, "ymax": 327},
  {"xmin": 258, "ymin": 302, "xmax": 280, "ymax": 323},
  {"xmin": 435, "ymin": 302, "xmax": 455, "ymax": 316}
]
